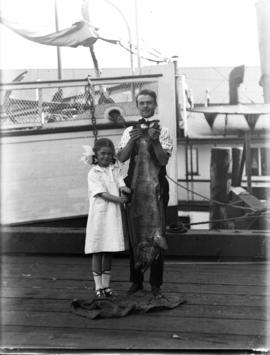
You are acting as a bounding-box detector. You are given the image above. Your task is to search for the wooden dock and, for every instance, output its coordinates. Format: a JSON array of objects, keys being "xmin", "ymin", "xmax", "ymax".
[{"xmin": 1, "ymin": 254, "xmax": 269, "ymax": 351}]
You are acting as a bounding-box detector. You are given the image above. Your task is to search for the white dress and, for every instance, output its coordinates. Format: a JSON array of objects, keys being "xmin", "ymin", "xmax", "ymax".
[{"xmin": 84, "ymin": 163, "xmax": 126, "ymax": 254}]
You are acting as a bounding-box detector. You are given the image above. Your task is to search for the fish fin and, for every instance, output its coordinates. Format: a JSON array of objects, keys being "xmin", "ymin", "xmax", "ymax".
[{"xmin": 155, "ymin": 236, "xmax": 168, "ymax": 250}]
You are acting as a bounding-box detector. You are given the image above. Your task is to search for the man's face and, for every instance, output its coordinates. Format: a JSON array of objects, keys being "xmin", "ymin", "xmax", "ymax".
[{"xmin": 136, "ymin": 94, "xmax": 157, "ymax": 118}]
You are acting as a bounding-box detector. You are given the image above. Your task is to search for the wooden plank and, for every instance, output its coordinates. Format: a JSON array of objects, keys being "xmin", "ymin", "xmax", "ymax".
[
  {"xmin": 1, "ymin": 255, "xmax": 269, "ymax": 350},
  {"xmin": 1, "ymin": 326, "xmax": 266, "ymax": 350},
  {"xmin": 1, "ymin": 288, "xmax": 268, "ymax": 308},
  {"xmin": 2, "ymin": 277, "xmax": 270, "ymax": 296},
  {"xmin": 1, "ymin": 298, "xmax": 267, "ymax": 321},
  {"xmin": 1, "ymin": 310, "xmax": 267, "ymax": 337},
  {"xmin": 5, "ymin": 256, "xmax": 270, "ymax": 272},
  {"xmin": 3, "ymin": 253, "xmax": 270, "ymax": 266},
  {"xmin": 3, "ymin": 255, "xmax": 269, "ymax": 274},
  {"xmin": 2, "ymin": 259, "xmax": 269, "ymax": 286},
  {"xmin": 2, "ymin": 261, "xmax": 269, "ymax": 285}
]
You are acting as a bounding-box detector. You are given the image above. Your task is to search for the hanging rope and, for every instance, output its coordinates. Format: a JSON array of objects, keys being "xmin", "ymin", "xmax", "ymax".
[
  {"xmin": 167, "ymin": 175, "xmax": 263, "ymax": 212},
  {"xmin": 86, "ymin": 76, "xmax": 98, "ymax": 143}
]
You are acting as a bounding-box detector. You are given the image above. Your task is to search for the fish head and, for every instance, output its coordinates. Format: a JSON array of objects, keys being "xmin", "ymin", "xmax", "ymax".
[{"xmin": 134, "ymin": 240, "xmax": 160, "ymax": 272}]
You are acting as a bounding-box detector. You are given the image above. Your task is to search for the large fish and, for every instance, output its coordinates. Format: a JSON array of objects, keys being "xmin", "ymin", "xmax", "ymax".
[{"xmin": 128, "ymin": 123, "xmax": 168, "ymax": 272}]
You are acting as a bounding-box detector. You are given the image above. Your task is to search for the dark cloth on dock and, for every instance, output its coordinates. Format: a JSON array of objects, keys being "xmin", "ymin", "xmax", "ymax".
[{"xmin": 71, "ymin": 291, "xmax": 185, "ymax": 319}]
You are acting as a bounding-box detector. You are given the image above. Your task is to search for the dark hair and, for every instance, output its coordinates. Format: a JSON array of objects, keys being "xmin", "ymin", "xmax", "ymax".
[
  {"xmin": 92, "ymin": 138, "xmax": 116, "ymax": 165},
  {"xmin": 135, "ymin": 89, "xmax": 157, "ymax": 105}
]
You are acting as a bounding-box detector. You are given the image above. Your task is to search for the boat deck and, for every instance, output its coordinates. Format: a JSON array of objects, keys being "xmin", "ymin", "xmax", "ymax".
[{"xmin": 1, "ymin": 254, "xmax": 270, "ymax": 351}]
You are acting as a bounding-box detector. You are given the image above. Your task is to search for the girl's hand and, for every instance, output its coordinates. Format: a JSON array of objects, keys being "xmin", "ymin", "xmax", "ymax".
[{"xmin": 119, "ymin": 195, "xmax": 129, "ymax": 204}]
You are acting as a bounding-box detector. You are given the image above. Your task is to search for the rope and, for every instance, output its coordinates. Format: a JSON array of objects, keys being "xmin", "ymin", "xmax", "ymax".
[
  {"xmin": 186, "ymin": 211, "xmax": 269, "ymax": 227},
  {"xmin": 86, "ymin": 76, "xmax": 98, "ymax": 143},
  {"xmin": 167, "ymin": 175, "xmax": 258, "ymax": 212},
  {"xmin": 118, "ymin": 42, "xmax": 167, "ymax": 64},
  {"xmin": 210, "ymin": 67, "xmax": 256, "ymax": 104}
]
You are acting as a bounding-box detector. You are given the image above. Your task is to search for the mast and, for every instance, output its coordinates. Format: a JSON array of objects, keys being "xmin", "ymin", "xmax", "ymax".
[
  {"xmin": 54, "ymin": 0, "xmax": 62, "ymax": 80},
  {"xmin": 256, "ymin": 0, "xmax": 270, "ymax": 103}
]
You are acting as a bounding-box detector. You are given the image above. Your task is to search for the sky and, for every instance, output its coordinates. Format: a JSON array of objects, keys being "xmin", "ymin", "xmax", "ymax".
[{"xmin": 0, "ymin": 0, "xmax": 261, "ymax": 71}]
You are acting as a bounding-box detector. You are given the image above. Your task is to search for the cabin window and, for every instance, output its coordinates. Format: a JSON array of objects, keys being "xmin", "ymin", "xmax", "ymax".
[
  {"xmin": 246, "ymin": 147, "xmax": 270, "ymax": 176},
  {"xmin": 187, "ymin": 146, "xmax": 199, "ymax": 175}
]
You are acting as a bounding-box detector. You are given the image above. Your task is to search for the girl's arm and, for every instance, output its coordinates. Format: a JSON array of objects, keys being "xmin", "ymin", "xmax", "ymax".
[{"xmin": 97, "ymin": 192, "xmax": 128, "ymax": 204}]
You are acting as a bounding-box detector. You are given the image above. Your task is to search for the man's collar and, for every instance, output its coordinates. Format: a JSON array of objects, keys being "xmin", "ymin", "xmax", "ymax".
[
  {"xmin": 138, "ymin": 117, "xmax": 160, "ymax": 126},
  {"xmin": 140, "ymin": 116, "xmax": 157, "ymax": 122}
]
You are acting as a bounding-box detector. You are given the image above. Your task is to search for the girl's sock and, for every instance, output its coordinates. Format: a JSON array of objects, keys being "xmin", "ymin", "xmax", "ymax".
[
  {"xmin": 93, "ymin": 272, "xmax": 103, "ymax": 290},
  {"xmin": 102, "ymin": 270, "xmax": 111, "ymax": 289}
]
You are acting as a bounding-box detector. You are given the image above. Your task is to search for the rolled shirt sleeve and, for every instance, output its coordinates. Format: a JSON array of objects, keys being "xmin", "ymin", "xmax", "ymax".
[
  {"xmin": 160, "ymin": 127, "xmax": 173, "ymax": 156},
  {"xmin": 117, "ymin": 127, "xmax": 132, "ymax": 151}
]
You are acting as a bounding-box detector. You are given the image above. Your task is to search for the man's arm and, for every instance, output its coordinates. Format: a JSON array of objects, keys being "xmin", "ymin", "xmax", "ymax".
[
  {"xmin": 117, "ymin": 128, "xmax": 143, "ymax": 162},
  {"xmin": 151, "ymin": 140, "xmax": 170, "ymax": 166},
  {"xmin": 148, "ymin": 127, "xmax": 170, "ymax": 166}
]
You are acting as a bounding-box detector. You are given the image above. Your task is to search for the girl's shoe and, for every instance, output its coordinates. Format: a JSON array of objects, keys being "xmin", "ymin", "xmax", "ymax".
[
  {"xmin": 95, "ymin": 288, "xmax": 105, "ymax": 298},
  {"xmin": 103, "ymin": 287, "xmax": 113, "ymax": 297}
]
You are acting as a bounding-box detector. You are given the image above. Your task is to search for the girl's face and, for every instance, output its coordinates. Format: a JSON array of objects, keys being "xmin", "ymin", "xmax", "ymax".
[{"xmin": 96, "ymin": 146, "xmax": 114, "ymax": 167}]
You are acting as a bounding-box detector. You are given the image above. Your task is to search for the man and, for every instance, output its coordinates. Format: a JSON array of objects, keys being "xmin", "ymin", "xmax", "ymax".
[{"xmin": 117, "ymin": 89, "xmax": 173, "ymax": 298}]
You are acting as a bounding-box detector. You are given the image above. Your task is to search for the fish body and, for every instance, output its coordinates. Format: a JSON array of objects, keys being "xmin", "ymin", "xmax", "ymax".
[{"xmin": 129, "ymin": 127, "xmax": 168, "ymax": 272}]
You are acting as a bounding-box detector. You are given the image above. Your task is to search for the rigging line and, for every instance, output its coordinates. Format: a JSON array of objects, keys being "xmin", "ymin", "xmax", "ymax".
[
  {"xmin": 140, "ymin": 40, "xmax": 168, "ymax": 59},
  {"xmin": 119, "ymin": 38, "xmax": 167, "ymax": 61},
  {"xmin": 239, "ymin": 88, "xmax": 256, "ymax": 104},
  {"xmin": 185, "ymin": 211, "xmax": 269, "ymax": 227},
  {"xmin": 140, "ymin": 38, "xmax": 164, "ymax": 56},
  {"xmin": 131, "ymin": 42, "xmax": 168, "ymax": 61},
  {"xmin": 211, "ymin": 66, "xmax": 229, "ymax": 81},
  {"xmin": 119, "ymin": 42, "xmax": 166, "ymax": 63},
  {"xmin": 136, "ymin": 44, "xmax": 163, "ymax": 59},
  {"xmin": 211, "ymin": 67, "xmax": 256, "ymax": 103},
  {"xmin": 167, "ymin": 175, "xmax": 257, "ymax": 212},
  {"xmin": 208, "ymin": 78, "xmax": 227, "ymax": 93}
]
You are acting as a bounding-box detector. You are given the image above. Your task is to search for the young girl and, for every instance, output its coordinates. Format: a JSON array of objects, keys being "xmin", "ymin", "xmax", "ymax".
[{"xmin": 81, "ymin": 138, "xmax": 130, "ymax": 298}]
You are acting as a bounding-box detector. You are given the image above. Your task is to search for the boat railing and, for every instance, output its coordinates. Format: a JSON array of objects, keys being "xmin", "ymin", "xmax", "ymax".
[{"xmin": 0, "ymin": 74, "xmax": 161, "ymax": 131}]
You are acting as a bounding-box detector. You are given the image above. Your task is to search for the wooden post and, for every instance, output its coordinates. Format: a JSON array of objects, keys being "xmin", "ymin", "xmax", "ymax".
[
  {"xmin": 231, "ymin": 147, "xmax": 243, "ymax": 186},
  {"xmin": 210, "ymin": 148, "xmax": 231, "ymax": 229},
  {"xmin": 38, "ymin": 87, "xmax": 43, "ymax": 126},
  {"xmin": 245, "ymin": 132, "xmax": 252, "ymax": 193}
]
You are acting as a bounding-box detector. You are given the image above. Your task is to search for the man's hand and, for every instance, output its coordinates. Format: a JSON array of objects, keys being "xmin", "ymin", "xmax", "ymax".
[
  {"xmin": 148, "ymin": 127, "xmax": 161, "ymax": 141},
  {"xmin": 120, "ymin": 186, "xmax": 131, "ymax": 195},
  {"xmin": 129, "ymin": 128, "xmax": 143, "ymax": 143}
]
